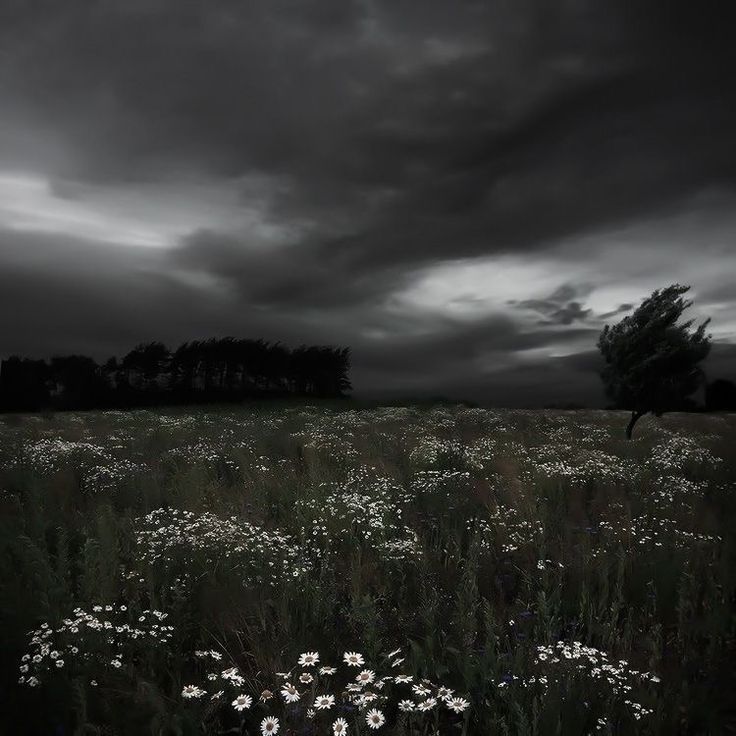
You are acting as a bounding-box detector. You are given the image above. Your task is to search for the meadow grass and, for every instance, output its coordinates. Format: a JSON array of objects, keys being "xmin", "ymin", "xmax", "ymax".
[{"xmin": 1, "ymin": 404, "xmax": 734, "ymax": 735}]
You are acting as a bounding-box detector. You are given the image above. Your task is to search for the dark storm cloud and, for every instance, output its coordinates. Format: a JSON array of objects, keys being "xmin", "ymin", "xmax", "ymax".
[
  {"xmin": 599, "ymin": 304, "xmax": 634, "ymax": 320},
  {"xmin": 1, "ymin": 0, "xmax": 736, "ymax": 402},
  {"xmin": 509, "ymin": 283, "xmax": 594, "ymax": 325}
]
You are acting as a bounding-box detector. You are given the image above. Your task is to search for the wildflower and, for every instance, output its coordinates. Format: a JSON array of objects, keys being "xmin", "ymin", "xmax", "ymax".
[
  {"xmin": 260, "ymin": 689, "xmax": 274, "ymax": 702},
  {"xmin": 446, "ymin": 697, "xmax": 470, "ymax": 713},
  {"xmin": 387, "ymin": 648, "xmax": 402, "ymax": 658},
  {"xmin": 211, "ymin": 690, "xmax": 224, "ymax": 700},
  {"xmin": 398, "ymin": 699, "xmax": 415, "ymax": 711},
  {"xmin": 394, "ymin": 674, "xmax": 412, "ymax": 684},
  {"xmin": 260, "ymin": 716, "xmax": 279, "ymax": 735},
  {"xmin": 343, "ymin": 651, "xmax": 365, "ymax": 667},
  {"xmin": 412, "ymin": 684, "xmax": 431, "ymax": 697},
  {"xmin": 182, "ymin": 684, "xmax": 205, "ymax": 699},
  {"xmin": 366, "ymin": 709, "xmax": 385, "ymax": 729},
  {"xmin": 90, "ymin": 680, "xmax": 97, "ymax": 687},
  {"xmin": 232, "ymin": 694, "xmax": 253, "ymax": 711},
  {"xmin": 55, "ymin": 659, "xmax": 65, "ymax": 668},
  {"xmin": 417, "ymin": 698, "xmax": 436, "ymax": 711},
  {"xmin": 299, "ymin": 672, "xmax": 314, "ymax": 684},
  {"xmin": 437, "ymin": 686, "xmax": 454, "ymax": 700},
  {"xmin": 314, "ymin": 694, "xmax": 335, "ymax": 710},
  {"xmin": 356, "ymin": 669, "xmax": 375, "ymax": 686},
  {"xmin": 390, "ymin": 657, "xmax": 404, "ymax": 667},
  {"xmin": 333, "ymin": 717, "xmax": 348, "ymax": 734},
  {"xmin": 298, "ymin": 652, "xmax": 319, "ymax": 667},
  {"xmin": 320, "ymin": 666, "xmax": 338, "ymax": 675},
  {"xmin": 281, "ymin": 683, "xmax": 300, "ymax": 703}
]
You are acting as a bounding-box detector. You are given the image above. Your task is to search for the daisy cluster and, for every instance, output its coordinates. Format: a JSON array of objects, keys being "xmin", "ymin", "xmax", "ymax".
[
  {"xmin": 410, "ymin": 469, "xmax": 473, "ymax": 507},
  {"xmin": 409, "ymin": 437, "xmax": 485, "ymax": 472},
  {"xmin": 528, "ymin": 445, "xmax": 633, "ymax": 485},
  {"xmin": 164, "ymin": 440, "xmax": 243, "ymax": 474},
  {"xmin": 180, "ymin": 647, "xmax": 470, "ymax": 733},
  {"xmin": 296, "ymin": 467, "xmax": 421, "ymax": 563},
  {"xmin": 80, "ymin": 458, "xmax": 147, "ymax": 494},
  {"xmin": 18, "ymin": 604, "xmax": 174, "ymax": 687},
  {"xmin": 644, "ymin": 475, "xmax": 708, "ymax": 510},
  {"xmin": 6, "ymin": 438, "xmax": 112, "ymax": 476},
  {"xmin": 595, "ymin": 513, "xmax": 722, "ymax": 552},
  {"xmin": 134, "ymin": 508, "xmax": 311, "ymax": 586},
  {"xmin": 646, "ymin": 432, "xmax": 722, "ymax": 475},
  {"xmin": 3, "ymin": 437, "xmax": 148, "ymax": 495},
  {"xmin": 470, "ymin": 504, "xmax": 545, "ymax": 554},
  {"xmin": 530, "ymin": 641, "xmax": 658, "ymax": 722}
]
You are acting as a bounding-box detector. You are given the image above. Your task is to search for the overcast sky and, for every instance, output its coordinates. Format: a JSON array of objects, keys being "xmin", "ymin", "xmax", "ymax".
[{"xmin": 1, "ymin": 0, "xmax": 735, "ymax": 405}]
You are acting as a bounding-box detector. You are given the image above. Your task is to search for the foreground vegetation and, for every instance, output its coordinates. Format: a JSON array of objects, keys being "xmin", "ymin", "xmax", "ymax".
[{"xmin": 1, "ymin": 404, "xmax": 734, "ymax": 735}]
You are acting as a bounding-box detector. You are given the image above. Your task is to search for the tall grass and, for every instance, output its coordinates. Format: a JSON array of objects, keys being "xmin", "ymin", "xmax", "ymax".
[{"xmin": 1, "ymin": 405, "xmax": 734, "ymax": 734}]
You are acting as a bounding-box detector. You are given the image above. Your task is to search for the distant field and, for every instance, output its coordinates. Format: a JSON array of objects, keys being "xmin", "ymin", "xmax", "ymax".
[{"xmin": 1, "ymin": 406, "xmax": 735, "ymax": 735}]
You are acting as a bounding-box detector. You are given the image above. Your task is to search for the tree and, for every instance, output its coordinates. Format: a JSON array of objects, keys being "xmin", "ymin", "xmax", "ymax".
[
  {"xmin": 705, "ymin": 378, "xmax": 736, "ymax": 411},
  {"xmin": 597, "ymin": 284, "xmax": 711, "ymax": 439}
]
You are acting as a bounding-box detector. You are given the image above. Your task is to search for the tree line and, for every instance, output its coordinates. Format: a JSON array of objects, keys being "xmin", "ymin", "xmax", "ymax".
[{"xmin": 0, "ymin": 338, "xmax": 352, "ymax": 411}]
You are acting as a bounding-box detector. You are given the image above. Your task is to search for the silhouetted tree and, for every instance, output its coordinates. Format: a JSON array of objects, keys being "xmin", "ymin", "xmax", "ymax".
[
  {"xmin": 122, "ymin": 342, "xmax": 171, "ymax": 393},
  {"xmin": 0, "ymin": 357, "xmax": 50, "ymax": 411},
  {"xmin": 597, "ymin": 284, "xmax": 711, "ymax": 439},
  {"xmin": 49, "ymin": 355, "xmax": 107, "ymax": 409},
  {"xmin": 705, "ymin": 378, "xmax": 736, "ymax": 411}
]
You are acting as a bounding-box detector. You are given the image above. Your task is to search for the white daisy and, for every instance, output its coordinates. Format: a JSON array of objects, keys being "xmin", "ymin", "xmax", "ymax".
[
  {"xmin": 260, "ymin": 716, "xmax": 279, "ymax": 735},
  {"xmin": 417, "ymin": 697, "xmax": 437, "ymax": 711},
  {"xmin": 333, "ymin": 717, "xmax": 348, "ymax": 734},
  {"xmin": 298, "ymin": 652, "xmax": 319, "ymax": 667},
  {"xmin": 446, "ymin": 696, "xmax": 470, "ymax": 713},
  {"xmin": 299, "ymin": 672, "xmax": 314, "ymax": 684},
  {"xmin": 394, "ymin": 675, "xmax": 412, "ymax": 684},
  {"xmin": 314, "ymin": 693, "xmax": 336, "ymax": 710},
  {"xmin": 412, "ymin": 683, "xmax": 431, "ymax": 697},
  {"xmin": 398, "ymin": 699, "xmax": 415, "ymax": 712},
  {"xmin": 343, "ymin": 651, "xmax": 365, "ymax": 667},
  {"xmin": 356, "ymin": 669, "xmax": 375, "ymax": 686},
  {"xmin": 437, "ymin": 686, "xmax": 454, "ymax": 700},
  {"xmin": 281, "ymin": 683, "xmax": 300, "ymax": 703},
  {"xmin": 182, "ymin": 684, "xmax": 205, "ymax": 698},
  {"xmin": 365, "ymin": 709, "xmax": 385, "ymax": 729},
  {"xmin": 232, "ymin": 694, "xmax": 253, "ymax": 711},
  {"xmin": 320, "ymin": 666, "xmax": 338, "ymax": 675}
]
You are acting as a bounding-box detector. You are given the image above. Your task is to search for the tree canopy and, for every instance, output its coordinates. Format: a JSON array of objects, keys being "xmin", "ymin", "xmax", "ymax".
[{"xmin": 597, "ymin": 284, "xmax": 711, "ymax": 438}]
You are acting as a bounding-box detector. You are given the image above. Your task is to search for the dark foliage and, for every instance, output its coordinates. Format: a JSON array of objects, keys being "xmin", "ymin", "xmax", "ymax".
[
  {"xmin": 705, "ymin": 378, "xmax": 736, "ymax": 411},
  {"xmin": 0, "ymin": 338, "xmax": 352, "ymax": 412},
  {"xmin": 597, "ymin": 284, "xmax": 711, "ymax": 438}
]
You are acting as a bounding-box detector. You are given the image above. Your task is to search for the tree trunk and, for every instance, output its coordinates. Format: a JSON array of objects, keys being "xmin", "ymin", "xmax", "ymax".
[{"xmin": 625, "ymin": 410, "xmax": 645, "ymax": 439}]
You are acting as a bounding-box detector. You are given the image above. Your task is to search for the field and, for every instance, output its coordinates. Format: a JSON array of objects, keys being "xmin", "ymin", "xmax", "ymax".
[{"xmin": 1, "ymin": 404, "xmax": 735, "ymax": 735}]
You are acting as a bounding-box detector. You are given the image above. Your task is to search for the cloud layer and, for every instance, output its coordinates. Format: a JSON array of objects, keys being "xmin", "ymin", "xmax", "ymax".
[{"xmin": 1, "ymin": 0, "xmax": 735, "ymax": 404}]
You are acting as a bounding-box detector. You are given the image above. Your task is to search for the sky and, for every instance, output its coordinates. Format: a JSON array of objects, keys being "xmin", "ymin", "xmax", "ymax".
[{"xmin": 1, "ymin": 0, "xmax": 735, "ymax": 406}]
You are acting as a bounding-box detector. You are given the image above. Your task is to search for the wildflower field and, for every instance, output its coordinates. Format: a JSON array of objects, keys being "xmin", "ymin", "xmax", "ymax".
[{"xmin": 1, "ymin": 404, "xmax": 735, "ymax": 735}]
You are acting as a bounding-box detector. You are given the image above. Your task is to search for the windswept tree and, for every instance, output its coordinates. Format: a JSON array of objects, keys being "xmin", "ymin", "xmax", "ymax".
[{"xmin": 597, "ymin": 284, "xmax": 711, "ymax": 439}]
